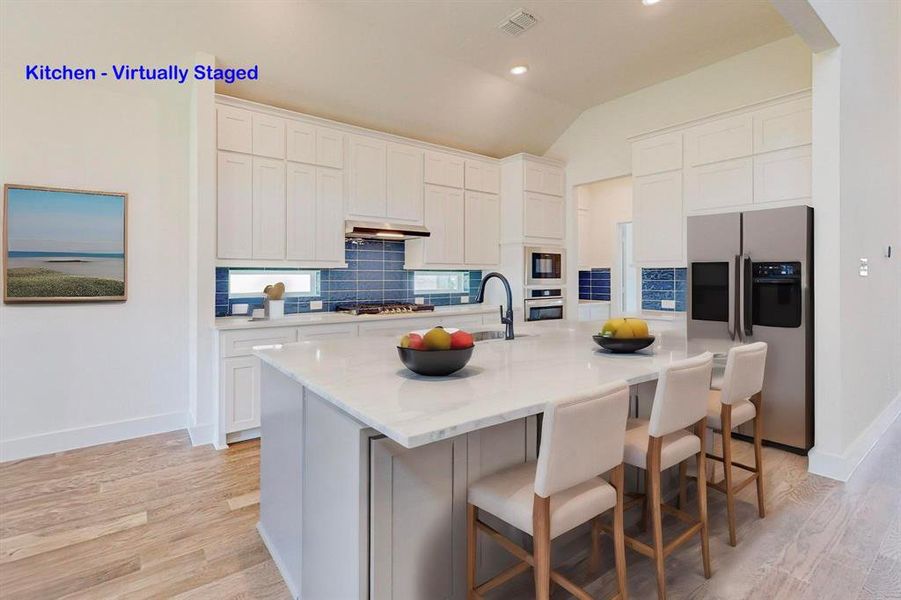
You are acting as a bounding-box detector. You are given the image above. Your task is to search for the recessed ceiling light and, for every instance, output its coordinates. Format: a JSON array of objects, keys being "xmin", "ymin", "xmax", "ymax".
[
  {"xmin": 510, "ymin": 65, "xmax": 529, "ymax": 75},
  {"xmin": 642, "ymin": 0, "xmax": 661, "ymax": 5}
]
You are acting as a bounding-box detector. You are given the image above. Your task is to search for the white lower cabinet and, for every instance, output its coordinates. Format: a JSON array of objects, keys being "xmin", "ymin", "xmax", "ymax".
[
  {"xmin": 222, "ymin": 356, "xmax": 261, "ymax": 433},
  {"xmin": 369, "ymin": 419, "xmax": 535, "ymax": 600}
]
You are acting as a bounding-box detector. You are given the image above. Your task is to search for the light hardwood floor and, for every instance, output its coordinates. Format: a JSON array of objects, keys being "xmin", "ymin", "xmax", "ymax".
[{"xmin": 1, "ymin": 418, "xmax": 899, "ymax": 599}]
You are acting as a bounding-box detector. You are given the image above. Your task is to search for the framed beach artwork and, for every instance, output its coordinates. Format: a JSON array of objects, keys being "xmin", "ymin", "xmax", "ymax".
[{"xmin": 3, "ymin": 184, "xmax": 128, "ymax": 303}]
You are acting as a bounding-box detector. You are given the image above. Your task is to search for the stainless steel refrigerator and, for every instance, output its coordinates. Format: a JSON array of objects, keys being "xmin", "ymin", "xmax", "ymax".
[{"xmin": 687, "ymin": 205, "xmax": 813, "ymax": 452}]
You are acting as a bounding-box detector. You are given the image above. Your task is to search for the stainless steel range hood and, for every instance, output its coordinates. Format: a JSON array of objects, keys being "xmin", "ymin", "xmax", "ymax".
[{"xmin": 344, "ymin": 220, "xmax": 430, "ymax": 240}]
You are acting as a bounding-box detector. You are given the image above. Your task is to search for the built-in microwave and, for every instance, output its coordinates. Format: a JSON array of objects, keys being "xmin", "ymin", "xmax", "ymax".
[{"xmin": 524, "ymin": 247, "xmax": 565, "ymax": 287}]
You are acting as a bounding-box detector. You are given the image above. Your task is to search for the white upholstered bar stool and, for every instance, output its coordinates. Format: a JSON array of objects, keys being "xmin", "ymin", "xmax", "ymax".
[
  {"xmin": 691, "ymin": 342, "xmax": 768, "ymax": 547},
  {"xmin": 466, "ymin": 381, "xmax": 631, "ymax": 600},
  {"xmin": 618, "ymin": 352, "xmax": 714, "ymax": 600}
]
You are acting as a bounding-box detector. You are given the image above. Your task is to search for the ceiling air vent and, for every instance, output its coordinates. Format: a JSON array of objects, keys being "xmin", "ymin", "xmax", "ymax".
[{"xmin": 497, "ymin": 9, "xmax": 538, "ymax": 37}]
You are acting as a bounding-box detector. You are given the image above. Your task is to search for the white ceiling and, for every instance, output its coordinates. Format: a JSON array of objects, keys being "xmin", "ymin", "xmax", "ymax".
[{"xmin": 5, "ymin": 0, "xmax": 794, "ymax": 157}]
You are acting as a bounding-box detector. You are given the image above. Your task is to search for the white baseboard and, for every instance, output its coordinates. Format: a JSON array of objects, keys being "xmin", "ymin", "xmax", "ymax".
[
  {"xmin": 809, "ymin": 392, "xmax": 901, "ymax": 481},
  {"xmin": 257, "ymin": 522, "xmax": 299, "ymax": 600},
  {"xmin": 187, "ymin": 421, "xmax": 216, "ymax": 447},
  {"xmin": 0, "ymin": 411, "xmax": 187, "ymax": 463}
]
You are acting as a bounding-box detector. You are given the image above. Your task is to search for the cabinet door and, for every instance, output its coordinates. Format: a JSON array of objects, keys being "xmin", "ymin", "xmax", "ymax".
[
  {"xmin": 370, "ymin": 437, "xmax": 459, "ymax": 600},
  {"xmin": 541, "ymin": 164, "xmax": 565, "ymax": 196},
  {"xmin": 424, "ymin": 151, "xmax": 464, "ymax": 188},
  {"xmin": 286, "ymin": 162, "xmax": 317, "ymax": 261},
  {"xmin": 753, "ymin": 145, "xmax": 811, "ymax": 204},
  {"xmin": 252, "ymin": 113, "xmax": 286, "ymax": 159},
  {"xmin": 523, "ymin": 162, "xmax": 545, "ymax": 194},
  {"xmin": 684, "ymin": 157, "xmax": 753, "ymax": 213},
  {"xmin": 423, "ymin": 185, "xmax": 464, "ymax": 265},
  {"xmin": 632, "ymin": 133, "xmax": 682, "ymax": 176},
  {"xmin": 222, "ymin": 356, "xmax": 260, "ymax": 433},
  {"xmin": 252, "ymin": 157, "xmax": 286, "ymax": 259},
  {"xmin": 633, "ymin": 171, "xmax": 683, "ymax": 265},
  {"xmin": 465, "ymin": 192, "xmax": 500, "ymax": 265},
  {"xmin": 684, "ymin": 114, "xmax": 752, "ymax": 166},
  {"xmin": 217, "ymin": 105, "xmax": 252, "ymax": 153},
  {"xmin": 316, "ymin": 127, "xmax": 344, "ymax": 169},
  {"xmin": 753, "ymin": 97, "xmax": 811, "ymax": 154},
  {"xmin": 286, "ymin": 121, "xmax": 316, "ymax": 164},
  {"xmin": 217, "ymin": 152, "xmax": 253, "ymax": 259},
  {"xmin": 523, "ymin": 192, "xmax": 564, "ymax": 241},
  {"xmin": 315, "ymin": 167, "xmax": 346, "ymax": 262},
  {"xmin": 348, "ymin": 135, "xmax": 387, "ymax": 218},
  {"xmin": 464, "ymin": 160, "xmax": 500, "ymax": 194},
  {"xmin": 443, "ymin": 189, "xmax": 465, "ymax": 265},
  {"xmin": 386, "ymin": 143, "xmax": 424, "ymax": 223}
]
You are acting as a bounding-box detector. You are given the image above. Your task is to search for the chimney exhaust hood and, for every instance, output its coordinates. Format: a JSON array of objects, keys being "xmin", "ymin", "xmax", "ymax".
[{"xmin": 344, "ymin": 220, "xmax": 430, "ymax": 240}]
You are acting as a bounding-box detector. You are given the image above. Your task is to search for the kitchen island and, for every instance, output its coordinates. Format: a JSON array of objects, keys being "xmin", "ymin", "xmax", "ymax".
[{"xmin": 254, "ymin": 319, "xmax": 730, "ymax": 600}]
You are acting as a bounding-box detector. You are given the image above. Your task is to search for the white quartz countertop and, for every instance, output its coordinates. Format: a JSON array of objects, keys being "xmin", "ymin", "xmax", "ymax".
[
  {"xmin": 215, "ymin": 303, "xmax": 498, "ymax": 330},
  {"xmin": 254, "ymin": 319, "xmax": 735, "ymax": 449}
]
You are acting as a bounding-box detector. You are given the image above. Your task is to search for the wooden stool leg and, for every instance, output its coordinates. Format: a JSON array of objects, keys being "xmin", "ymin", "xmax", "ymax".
[
  {"xmin": 678, "ymin": 461, "xmax": 688, "ymax": 509},
  {"xmin": 612, "ymin": 464, "xmax": 629, "ymax": 600},
  {"xmin": 641, "ymin": 468, "xmax": 650, "ymax": 532},
  {"xmin": 752, "ymin": 393, "xmax": 766, "ymax": 519},
  {"xmin": 589, "ymin": 517, "xmax": 602, "ymax": 573},
  {"xmin": 720, "ymin": 404, "xmax": 737, "ymax": 547},
  {"xmin": 467, "ymin": 503, "xmax": 477, "ymax": 597},
  {"xmin": 532, "ymin": 495, "xmax": 551, "ymax": 600},
  {"xmin": 695, "ymin": 420, "xmax": 712, "ymax": 579},
  {"xmin": 647, "ymin": 437, "xmax": 666, "ymax": 599}
]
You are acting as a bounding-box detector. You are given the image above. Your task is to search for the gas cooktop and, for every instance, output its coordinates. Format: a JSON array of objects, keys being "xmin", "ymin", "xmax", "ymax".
[{"xmin": 334, "ymin": 302, "xmax": 435, "ymax": 316}]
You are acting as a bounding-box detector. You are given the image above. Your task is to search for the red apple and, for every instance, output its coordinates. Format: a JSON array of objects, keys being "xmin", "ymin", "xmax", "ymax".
[
  {"xmin": 400, "ymin": 332, "xmax": 425, "ymax": 350},
  {"xmin": 450, "ymin": 330, "xmax": 474, "ymax": 349}
]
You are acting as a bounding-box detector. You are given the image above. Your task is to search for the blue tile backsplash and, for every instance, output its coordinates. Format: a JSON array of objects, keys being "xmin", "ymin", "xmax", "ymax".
[
  {"xmin": 640, "ymin": 268, "xmax": 687, "ymax": 312},
  {"xmin": 215, "ymin": 240, "xmax": 482, "ymax": 317},
  {"xmin": 578, "ymin": 268, "xmax": 611, "ymax": 301}
]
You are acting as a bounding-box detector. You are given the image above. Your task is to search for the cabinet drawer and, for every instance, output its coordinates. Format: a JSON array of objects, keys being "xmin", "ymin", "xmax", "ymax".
[
  {"xmin": 220, "ymin": 327, "xmax": 298, "ymax": 358},
  {"xmin": 217, "ymin": 105, "xmax": 252, "ymax": 153}
]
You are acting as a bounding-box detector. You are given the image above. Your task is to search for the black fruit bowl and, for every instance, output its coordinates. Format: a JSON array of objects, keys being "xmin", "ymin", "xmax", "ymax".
[
  {"xmin": 592, "ymin": 335, "xmax": 656, "ymax": 354},
  {"xmin": 397, "ymin": 346, "xmax": 475, "ymax": 376}
]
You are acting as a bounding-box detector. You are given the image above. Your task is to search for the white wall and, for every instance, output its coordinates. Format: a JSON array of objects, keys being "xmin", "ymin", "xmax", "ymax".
[
  {"xmin": 576, "ymin": 176, "xmax": 632, "ymax": 269},
  {"xmin": 546, "ymin": 35, "xmax": 812, "ymax": 185},
  {"xmin": 804, "ymin": 0, "xmax": 901, "ymax": 479},
  {"xmin": 0, "ymin": 3, "xmax": 193, "ymax": 459}
]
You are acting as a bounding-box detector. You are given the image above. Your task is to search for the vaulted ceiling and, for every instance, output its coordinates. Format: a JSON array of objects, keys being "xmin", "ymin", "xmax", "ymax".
[{"xmin": 6, "ymin": 0, "xmax": 794, "ymax": 157}]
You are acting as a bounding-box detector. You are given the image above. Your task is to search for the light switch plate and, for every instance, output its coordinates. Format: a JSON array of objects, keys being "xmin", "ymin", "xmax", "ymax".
[
  {"xmin": 309, "ymin": 300, "xmax": 323, "ymax": 310},
  {"xmin": 859, "ymin": 258, "xmax": 869, "ymax": 277},
  {"xmin": 460, "ymin": 296, "xmax": 469, "ymax": 304},
  {"xmin": 414, "ymin": 297, "xmax": 425, "ymax": 305},
  {"xmin": 661, "ymin": 299, "xmax": 676, "ymax": 309}
]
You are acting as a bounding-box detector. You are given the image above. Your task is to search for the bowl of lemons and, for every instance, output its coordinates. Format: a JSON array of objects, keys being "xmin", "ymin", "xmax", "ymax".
[{"xmin": 592, "ymin": 318, "xmax": 655, "ymax": 353}]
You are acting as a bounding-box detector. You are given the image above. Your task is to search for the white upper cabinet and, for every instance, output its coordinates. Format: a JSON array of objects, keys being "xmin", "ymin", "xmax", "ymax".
[
  {"xmin": 633, "ymin": 170, "xmax": 683, "ymax": 265},
  {"xmin": 464, "ymin": 192, "xmax": 500, "ymax": 265},
  {"xmin": 316, "ymin": 127, "xmax": 344, "ymax": 169},
  {"xmin": 252, "ymin": 157, "xmax": 286, "ymax": 259},
  {"xmin": 632, "ymin": 133, "xmax": 682, "ymax": 176},
  {"xmin": 217, "ymin": 106, "xmax": 253, "ymax": 154},
  {"xmin": 753, "ymin": 97, "xmax": 812, "ymax": 154},
  {"xmin": 753, "ymin": 145, "xmax": 812, "ymax": 205},
  {"xmin": 315, "ymin": 167, "xmax": 346, "ymax": 262},
  {"xmin": 217, "ymin": 151, "xmax": 253, "ymax": 259},
  {"xmin": 684, "ymin": 157, "xmax": 753, "ymax": 213},
  {"xmin": 523, "ymin": 161, "xmax": 564, "ymax": 196},
  {"xmin": 683, "ymin": 114, "xmax": 752, "ymax": 166},
  {"xmin": 386, "ymin": 143, "xmax": 424, "ymax": 223},
  {"xmin": 251, "ymin": 113, "xmax": 285, "ymax": 159},
  {"xmin": 464, "ymin": 160, "xmax": 500, "ymax": 194},
  {"xmin": 523, "ymin": 192, "xmax": 565, "ymax": 241},
  {"xmin": 348, "ymin": 135, "xmax": 387, "ymax": 218},
  {"xmin": 424, "ymin": 150, "xmax": 464, "ymax": 188},
  {"xmin": 285, "ymin": 162, "xmax": 317, "ymax": 261},
  {"xmin": 421, "ymin": 184, "xmax": 464, "ymax": 265},
  {"xmin": 286, "ymin": 121, "xmax": 316, "ymax": 165}
]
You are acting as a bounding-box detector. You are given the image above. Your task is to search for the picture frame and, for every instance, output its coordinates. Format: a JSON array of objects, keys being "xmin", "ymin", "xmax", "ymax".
[{"xmin": 3, "ymin": 184, "xmax": 128, "ymax": 303}]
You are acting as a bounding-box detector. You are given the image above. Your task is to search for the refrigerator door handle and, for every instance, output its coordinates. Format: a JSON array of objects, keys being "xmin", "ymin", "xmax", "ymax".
[
  {"xmin": 740, "ymin": 255, "xmax": 753, "ymax": 337},
  {"xmin": 727, "ymin": 256, "xmax": 737, "ymax": 340}
]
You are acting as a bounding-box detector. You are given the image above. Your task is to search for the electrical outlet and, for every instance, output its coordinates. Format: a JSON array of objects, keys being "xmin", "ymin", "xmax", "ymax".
[
  {"xmin": 460, "ymin": 296, "xmax": 470, "ymax": 304},
  {"xmin": 661, "ymin": 299, "xmax": 676, "ymax": 309},
  {"xmin": 309, "ymin": 300, "xmax": 323, "ymax": 310},
  {"xmin": 414, "ymin": 297, "xmax": 425, "ymax": 305},
  {"xmin": 859, "ymin": 258, "xmax": 869, "ymax": 277}
]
